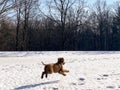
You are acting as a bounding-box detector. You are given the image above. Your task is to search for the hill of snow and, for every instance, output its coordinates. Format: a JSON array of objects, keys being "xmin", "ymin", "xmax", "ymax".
[{"xmin": 0, "ymin": 51, "xmax": 120, "ymax": 90}]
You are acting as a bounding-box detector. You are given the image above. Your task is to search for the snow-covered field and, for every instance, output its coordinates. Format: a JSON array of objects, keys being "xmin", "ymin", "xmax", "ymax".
[{"xmin": 0, "ymin": 51, "xmax": 120, "ymax": 90}]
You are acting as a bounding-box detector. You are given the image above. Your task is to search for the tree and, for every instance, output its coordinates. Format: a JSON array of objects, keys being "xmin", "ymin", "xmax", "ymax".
[
  {"xmin": 0, "ymin": 17, "xmax": 16, "ymax": 50},
  {"xmin": 13, "ymin": 0, "xmax": 39, "ymax": 50},
  {"xmin": 12, "ymin": 0, "xmax": 22, "ymax": 50},
  {"xmin": 66, "ymin": 0, "xmax": 87, "ymax": 50},
  {"xmin": 112, "ymin": 4, "xmax": 120, "ymax": 50},
  {"xmin": 41, "ymin": 0, "xmax": 76, "ymax": 50},
  {"xmin": 0, "ymin": 0, "xmax": 16, "ymax": 16},
  {"xmin": 93, "ymin": 0, "xmax": 111, "ymax": 50}
]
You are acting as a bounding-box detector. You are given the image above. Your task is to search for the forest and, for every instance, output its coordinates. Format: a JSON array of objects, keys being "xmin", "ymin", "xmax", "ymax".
[{"xmin": 0, "ymin": 0, "xmax": 120, "ymax": 51}]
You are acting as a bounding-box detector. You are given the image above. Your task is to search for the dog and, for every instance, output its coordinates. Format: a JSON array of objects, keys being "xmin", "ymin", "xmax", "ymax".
[{"xmin": 41, "ymin": 57, "xmax": 69, "ymax": 79}]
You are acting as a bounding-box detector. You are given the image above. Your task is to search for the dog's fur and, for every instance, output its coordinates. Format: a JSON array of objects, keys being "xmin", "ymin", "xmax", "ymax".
[{"xmin": 41, "ymin": 57, "xmax": 69, "ymax": 79}]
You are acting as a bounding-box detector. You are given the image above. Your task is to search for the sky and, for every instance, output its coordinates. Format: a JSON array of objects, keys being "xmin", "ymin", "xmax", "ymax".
[
  {"xmin": 40, "ymin": 0, "xmax": 119, "ymax": 13},
  {"xmin": 41, "ymin": 0, "xmax": 119, "ymax": 7},
  {"xmin": 87, "ymin": 0, "xmax": 119, "ymax": 5}
]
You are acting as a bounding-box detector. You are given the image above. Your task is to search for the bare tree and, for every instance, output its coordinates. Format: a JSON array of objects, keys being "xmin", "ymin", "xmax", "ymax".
[
  {"xmin": 65, "ymin": 0, "xmax": 87, "ymax": 50},
  {"xmin": 12, "ymin": 0, "xmax": 22, "ymax": 50},
  {"xmin": 0, "ymin": 0, "xmax": 16, "ymax": 16},
  {"xmin": 41, "ymin": 0, "xmax": 76, "ymax": 50},
  {"xmin": 112, "ymin": 2, "xmax": 120, "ymax": 50},
  {"xmin": 93, "ymin": 0, "xmax": 111, "ymax": 50},
  {"xmin": 13, "ymin": 0, "xmax": 39, "ymax": 50}
]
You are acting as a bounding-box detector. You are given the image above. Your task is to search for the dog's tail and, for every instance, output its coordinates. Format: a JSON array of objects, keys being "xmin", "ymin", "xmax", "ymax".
[{"xmin": 41, "ymin": 61, "xmax": 46, "ymax": 65}]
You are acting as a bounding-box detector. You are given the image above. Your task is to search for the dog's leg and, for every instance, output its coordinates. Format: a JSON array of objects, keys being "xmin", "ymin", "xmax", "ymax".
[
  {"xmin": 63, "ymin": 69, "xmax": 69, "ymax": 73},
  {"xmin": 41, "ymin": 72, "xmax": 45, "ymax": 79},
  {"xmin": 45, "ymin": 73, "xmax": 48, "ymax": 78},
  {"xmin": 59, "ymin": 71, "xmax": 66, "ymax": 76}
]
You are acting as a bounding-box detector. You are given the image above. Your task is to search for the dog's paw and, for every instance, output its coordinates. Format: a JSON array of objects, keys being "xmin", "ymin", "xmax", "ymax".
[
  {"xmin": 41, "ymin": 76, "xmax": 43, "ymax": 79},
  {"xmin": 63, "ymin": 74, "xmax": 66, "ymax": 76},
  {"xmin": 66, "ymin": 70, "xmax": 69, "ymax": 73},
  {"xmin": 67, "ymin": 70, "xmax": 69, "ymax": 72}
]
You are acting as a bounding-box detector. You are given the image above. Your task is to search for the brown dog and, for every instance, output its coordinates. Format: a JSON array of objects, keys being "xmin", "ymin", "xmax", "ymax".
[{"xmin": 41, "ymin": 57, "xmax": 69, "ymax": 79}]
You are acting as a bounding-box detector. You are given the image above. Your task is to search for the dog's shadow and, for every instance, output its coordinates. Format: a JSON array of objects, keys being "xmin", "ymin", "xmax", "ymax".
[{"xmin": 14, "ymin": 80, "xmax": 59, "ymax": 90}]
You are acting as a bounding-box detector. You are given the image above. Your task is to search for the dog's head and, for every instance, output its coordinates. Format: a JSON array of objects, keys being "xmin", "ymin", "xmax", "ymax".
[{"xmin": 57, "ymin": 57, "xmax": 65, "ymax": 65}]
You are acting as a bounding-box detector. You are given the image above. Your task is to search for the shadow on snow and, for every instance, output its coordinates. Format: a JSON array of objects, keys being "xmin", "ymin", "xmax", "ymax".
[{"xmin": 13, "ymin": 80, "xmax": 59, "ymax": 90}]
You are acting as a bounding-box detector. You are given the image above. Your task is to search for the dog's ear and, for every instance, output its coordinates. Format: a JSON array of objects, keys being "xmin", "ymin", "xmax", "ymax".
[
  {"xmin": 58, "ymin": 57, "xmax": 64, "ymax": 64},
  {"xmin": 58, "ymin": 57, "xmax": 63, "ymax": 61},
  {"xmin": 58, "ymin": 58, "xmax": 61, "ymax": 63}
]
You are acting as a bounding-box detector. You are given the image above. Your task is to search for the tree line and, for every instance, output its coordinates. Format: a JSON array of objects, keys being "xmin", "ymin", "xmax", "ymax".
[{"xmin": 0, "ymin": 0, "xmax": 120, "ymax": 51}]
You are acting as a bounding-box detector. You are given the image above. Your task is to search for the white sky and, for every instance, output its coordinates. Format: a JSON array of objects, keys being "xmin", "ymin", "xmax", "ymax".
[{"xmin": 87, "ymin": 0, "xmax": 119, "ymax": 5}]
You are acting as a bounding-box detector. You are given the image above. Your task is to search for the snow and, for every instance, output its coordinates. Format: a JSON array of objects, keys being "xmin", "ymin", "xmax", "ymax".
[{"xmin": 0, "ymin": 51, "xmax": 120, "ymax": 90}]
